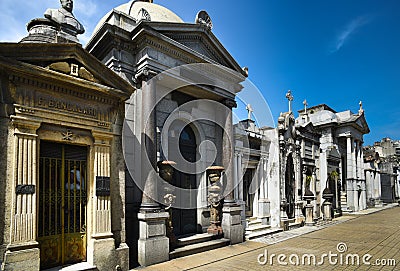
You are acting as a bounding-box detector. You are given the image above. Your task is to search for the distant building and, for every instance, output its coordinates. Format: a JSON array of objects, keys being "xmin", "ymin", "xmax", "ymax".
[
  {"xmin": 363, "ymin": 138, "xmax": 400, "ymax": 205},
  {"xmin": 234, "ymin": 96, "xmax": 370, "ymax": 240}
]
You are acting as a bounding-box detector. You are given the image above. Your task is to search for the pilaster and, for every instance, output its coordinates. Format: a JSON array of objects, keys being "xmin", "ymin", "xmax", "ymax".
[{"xmin": 2, "ymin": 119, "xmax": 41, "ymax": 271}]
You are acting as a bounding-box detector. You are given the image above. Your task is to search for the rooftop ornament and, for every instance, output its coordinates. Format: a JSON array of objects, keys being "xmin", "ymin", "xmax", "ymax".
[
  {"xmin": 21, "ymin": 0, "xmax": 85, "ymax": 43},
  {"xmin": 286, "ymin": 90, "xmax": 294, "ymax": 113}
]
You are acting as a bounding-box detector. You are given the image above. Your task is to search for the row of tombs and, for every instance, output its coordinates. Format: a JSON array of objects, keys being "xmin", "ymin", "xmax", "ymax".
[{"xmin": 1, "ymin": 1, "xmax": 399, "ymax": 270}]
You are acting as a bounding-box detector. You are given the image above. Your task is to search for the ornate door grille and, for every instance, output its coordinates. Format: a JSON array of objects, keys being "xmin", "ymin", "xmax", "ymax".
[{"xmin": 38, "ymin": 141, "xmax": 87, "ymax": 269}]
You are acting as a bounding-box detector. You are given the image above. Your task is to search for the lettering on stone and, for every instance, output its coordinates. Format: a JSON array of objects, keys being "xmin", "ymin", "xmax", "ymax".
[
  {"xmin": 36, "ymin": 96, "xmax": 97, "ymax": 117},
  {"xmin": 96, "ymin": 176, "xmax": 110, "ymax": 196},
  {"xmin": 16, "ymin": 185, "xmax": 35, "ymax": 195}
]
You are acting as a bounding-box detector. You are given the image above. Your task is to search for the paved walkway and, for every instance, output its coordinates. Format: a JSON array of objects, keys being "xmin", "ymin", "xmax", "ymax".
[{"xmin": 136, "ymin": 204, "xmax": 399, "ymax": 271}]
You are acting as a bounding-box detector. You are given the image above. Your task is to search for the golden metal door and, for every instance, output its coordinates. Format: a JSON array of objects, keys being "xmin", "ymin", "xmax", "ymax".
[{"xmin": 38, "ymin": 142, "xmax": 87, "ymax": 269}]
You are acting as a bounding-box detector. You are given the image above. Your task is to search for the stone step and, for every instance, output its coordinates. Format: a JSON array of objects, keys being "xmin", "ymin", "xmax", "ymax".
[
  {"xmin": 245, "ymin": 227, "xmax": 283, "ymax": 240},
  {"xmin": 43, "ymin": 262, "xmax": 97, "ymax": 271},
  {"xmin": 245, "ymin": 224, "xmax": 271, "ymax": 234},
  {"xmin": 176, "ymin": 233, "xmax": 218, "ymax": 247},
  {"xmin": 169, "ymin": 238, "xmax": 230, "ymax": 259},
  {"xmin": 247, "ymin": 219, "xmax": 262, "ymax": 227},
  {"xmin": 288, "ymin": 222, "xmax": 302, "ymax": 230}
]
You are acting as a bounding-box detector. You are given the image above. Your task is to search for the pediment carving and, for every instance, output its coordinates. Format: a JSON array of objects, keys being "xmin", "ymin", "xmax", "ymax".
[{"xmin": 47, "ymin": 61, "xmax": 98, "ymax": 83}]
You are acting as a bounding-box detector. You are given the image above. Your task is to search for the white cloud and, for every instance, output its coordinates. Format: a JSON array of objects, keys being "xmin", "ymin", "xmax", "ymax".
[
  {"xmin": 330, "ymin": 15, "xmax": 371, "ymax": 54},
  {"xmin": 0, "ymin": 0, "xmax": 55, "ymax": 42}
]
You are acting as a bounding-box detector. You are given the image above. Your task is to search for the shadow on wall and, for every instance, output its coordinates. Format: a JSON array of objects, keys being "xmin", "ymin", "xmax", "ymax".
[{"xmin": 125, "ymin": 169, "xmax": 142, "ymax": 268}]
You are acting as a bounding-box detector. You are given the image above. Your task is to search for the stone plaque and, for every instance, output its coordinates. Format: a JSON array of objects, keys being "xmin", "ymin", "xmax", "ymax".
[
  {"xmin": 96, "ymin": 176, "xmax": 110, "ymax": 196},
  {"xmin": 16, "ymin": 185, "xmax": 35, "ymax": 194}
]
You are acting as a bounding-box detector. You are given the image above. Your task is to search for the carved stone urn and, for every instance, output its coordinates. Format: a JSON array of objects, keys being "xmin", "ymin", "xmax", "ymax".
[
  {"xmin": 206, "ymin": 166, "xmax": 224, "ymax": 235},
  {"xmin": 157, "ymin": 160, "xmax": 177, "ymax": 248}
]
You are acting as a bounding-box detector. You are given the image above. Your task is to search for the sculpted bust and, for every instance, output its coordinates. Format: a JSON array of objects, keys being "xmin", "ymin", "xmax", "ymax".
[{"xmin": 44, "ymin": 0, "xmax": 85, "ymax": 36}]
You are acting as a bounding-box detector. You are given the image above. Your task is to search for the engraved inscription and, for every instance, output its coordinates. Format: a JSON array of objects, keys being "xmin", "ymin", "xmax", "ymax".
[
  {"xmin": 16, "ymin": 185, "xmax": 36, "ymax": 194},
  {"xmin": 96, "ymin": 176, "xmax": 110, "ymax": 197},
  {"xmin": 37, "ymin": 97, "xmax": 97, "ymax": 117}
]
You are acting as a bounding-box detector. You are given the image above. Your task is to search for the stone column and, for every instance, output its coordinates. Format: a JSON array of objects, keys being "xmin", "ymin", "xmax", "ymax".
[
  {"xmin": 346, "ymin": 137, "xmax": 353, "ymax": 180},
  {"xmin": 279, "ymin": 140, "xmax": 289, "ymax": 227},
  {"xmin": 91, "ymin": 135, "xmax": 113, "ymax": 237},
  {"xmin": 346, "ymin": 136, "xmax": 355, "ymax": 211},
  {"xmin": 221, "ymin": 99, "xmax": 243, "ymax": 245},
  {"xmin": 87, "ymin": 133, "xmax": 120, "ymax": 270},
  {"xmin": 360, "ymin": 182, "xmax": 367, "ymax": 210},
  {"xmin": 2, "ymin": 120, "xmax": 41, "ymax": 271},
  {"xmin": 237, "ymin": 153, "xmax": 246, "ymax": 229},
  {"xmin": 258, "ymin": 157, "xmax": 270, "ymax": 225},
  {"xmin": 352, "ymin": 139, "xmax": 357, "ymax": 181},
  {"xmin": 359, "ymin": 141, "xmax": 364, "ymax": 179},
  {"xmin": 137, "ymin": 79, "xmax": 169, "ymax": 266},
  {"xmin": 365, "ymin": 170, "xmax": 373, "ymax": 206},
  {"xmin": 233, "ymin": 152, "xmax": 238, "ymax": 200},
  {"xmin": 353, "ymin": 182, "xmax": 359, "ymax": 212}
]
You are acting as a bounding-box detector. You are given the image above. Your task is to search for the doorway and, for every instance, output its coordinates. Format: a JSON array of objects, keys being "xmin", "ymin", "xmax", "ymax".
[
  {"xmin": 38, "ymin": 141, "xmax": 88, "ymax": 269},
  {"xmin": 171, "ymin": 125, "xmax": 198, "ymax": 236},
  {"xmin": 285, "ymin": 154, "xmax": 295, "ymax": 219},
  {"xmin": 243, "ymin": 169, "xmax": 255, "ymax": 217}
]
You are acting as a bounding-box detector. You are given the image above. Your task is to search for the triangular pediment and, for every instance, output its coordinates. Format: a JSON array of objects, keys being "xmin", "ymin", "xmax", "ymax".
[
  {"xmin": 0, "ymin": 43, "xmax": 135, "ymax": 96},
  {"xmin": 141, "ymin": 22, "xmax": 247, "ymax": 77},
  {"xmin": 351, "ymin": 113, "xmax": 370, "ymax": 134}
]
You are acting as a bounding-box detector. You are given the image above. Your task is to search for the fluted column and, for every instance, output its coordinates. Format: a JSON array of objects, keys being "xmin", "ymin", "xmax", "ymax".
[
  {"xmin": 10, "ymin": 122, "xmax": 40, "ymax": 245},
  {"xmin": 91, "ymin": 133, "xmax": 112, "ymax": 237},
  {"xmin": 346, "ymin": 136, "xmax": 353, "ymax": 179},
  {"xmin": 352, "ymin": 138, "xmax": 357, "ymax": 180},
  {"xmin": 2, "ymin": 120, "xmax": 41, "ymax": 271},
  {"xmin": 346, "ymin": 136, "xmax": 355, "ymax": 211}
]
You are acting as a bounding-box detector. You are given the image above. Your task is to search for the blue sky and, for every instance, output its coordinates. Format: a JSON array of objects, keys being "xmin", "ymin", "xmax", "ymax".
[{"xmin": 1, "ymin": 0, "xmax": 399, "ymax": 145}]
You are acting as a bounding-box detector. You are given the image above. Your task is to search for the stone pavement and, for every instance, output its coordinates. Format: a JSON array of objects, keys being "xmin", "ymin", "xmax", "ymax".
[{"xmin": 135, "ymin": 204, "xmax": 400, "ymax": 271}]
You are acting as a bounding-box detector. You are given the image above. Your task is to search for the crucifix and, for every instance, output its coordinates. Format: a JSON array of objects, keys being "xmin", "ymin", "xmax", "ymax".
[
  {"xmin": 286, "ymin": 90, "xmax": 294, "ymax": 112},
  {"xmin": 245, "ymin": 104, "xmax": 253, "ymax": 120},
  {"xmin": 303, "ymin": 99, "xmax": 308, "ymax": 114}
]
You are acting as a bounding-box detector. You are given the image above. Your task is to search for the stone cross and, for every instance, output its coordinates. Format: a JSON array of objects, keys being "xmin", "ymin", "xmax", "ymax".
[
  {"xmin": 286, "ymin": 90, "xmax": 294, "ymax": 112},
  {"xmin": 359, "ymin": 101, "xmax": 364, "ymax": 114},
  {"xmin": 245, "ymin": 104, "xmax": 253, "ymax": 120},
  {"xmin": 303, "ymin": 99, "xmax": 308, "ymax": 114}
]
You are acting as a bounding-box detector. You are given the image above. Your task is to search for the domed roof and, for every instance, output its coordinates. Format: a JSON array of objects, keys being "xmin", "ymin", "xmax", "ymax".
[
  {"xmin": 93, "ymin": 0, "xmax": 183, "ymax": 34},
  {"xmin": 309, "ymin": 110, "xmax": 338, "ymax": 125}
]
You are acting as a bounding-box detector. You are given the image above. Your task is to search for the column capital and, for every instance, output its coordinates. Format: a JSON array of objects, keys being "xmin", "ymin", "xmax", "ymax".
[
  {"xmin": 221, "ymin": 98, "xmax": 237, "ymax": 109},
  {"xmin": 11, "ymin": 117, "xmax": 41, "ymax": 135}
]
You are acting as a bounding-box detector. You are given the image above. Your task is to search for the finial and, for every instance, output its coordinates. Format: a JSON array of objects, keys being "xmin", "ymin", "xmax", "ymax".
[
  {"xmin": 303, "ymin": 99, "xmax": 308, "ymax": 114},
  {"xmin": 286, "ymin": 90, "xmax": 294, "ymax": 112},
  {"xmin": 245, "ymin": 104, "xmax": 254, "ymax": 120},
  {"xmin": 359, "ymin": 101, "xmax": 364, "ymax": 114}
]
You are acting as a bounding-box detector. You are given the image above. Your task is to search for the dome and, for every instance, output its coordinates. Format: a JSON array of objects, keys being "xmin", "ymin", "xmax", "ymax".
[
  {"xmin": 93, "ymin": 0, "xmax": 183, "ymax": 34},
  {"xmin": 309, "ymin": 110, "xmax": 338, "ymax": 125}
]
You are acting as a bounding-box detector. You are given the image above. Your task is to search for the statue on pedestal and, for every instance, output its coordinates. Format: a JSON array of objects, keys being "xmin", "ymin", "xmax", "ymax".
[
  {"xmin": 21, "ymin": 0, "xmax": 85, "ymax": 43},
  {"xmin": 44, "ymin": 0, "xmax": 85, "ymax": 42}
]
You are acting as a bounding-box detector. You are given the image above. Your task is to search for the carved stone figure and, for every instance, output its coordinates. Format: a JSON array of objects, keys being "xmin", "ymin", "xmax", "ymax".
[{"xmin": 44, "ymin": 0, "xmax": 85, "ymax": 37}]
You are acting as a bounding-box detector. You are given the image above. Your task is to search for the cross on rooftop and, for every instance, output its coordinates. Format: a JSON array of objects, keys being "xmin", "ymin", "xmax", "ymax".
[
  {"xmin": 245, "ymin": 104, "xmax": 253, "ymax": 120},
  {"xmin": 303, "ymin": 99, "xmax": 308, "ymax": 114},
  {"xmin": 286, "ymin": 90, "xmax": 294, "ymax": 112}
]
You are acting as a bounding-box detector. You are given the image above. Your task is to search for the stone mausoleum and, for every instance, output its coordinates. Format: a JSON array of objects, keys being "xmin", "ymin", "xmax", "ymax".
[{"xmin": 0, "ymin": 0, "xmax": 248, "ymax": 270}]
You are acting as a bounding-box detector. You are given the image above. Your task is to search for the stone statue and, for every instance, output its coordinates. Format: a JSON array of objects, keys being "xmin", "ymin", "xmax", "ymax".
[{"xmin": 44, "ymin": 0, "xmax": 85, "ymax": 37}]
